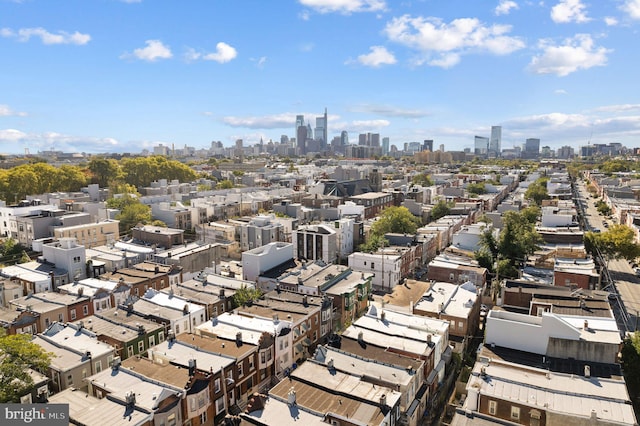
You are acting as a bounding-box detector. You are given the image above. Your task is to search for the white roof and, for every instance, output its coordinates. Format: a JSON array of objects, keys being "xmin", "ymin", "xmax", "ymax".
[
  {"xmin": 150, "ymin": 340, "xmax": 234, "ymax": 372},
  {"xmin": 196, "ymin": 312, "xmax": 288, "ymax": 344},
  {"xmin": 467, "ymin": 361, "xmax": 636, "ymax": 424},
  {"xmin": 241, "ymin": 394, "xmax": 327, "ymax": 426},
  {"xmin": 88, "ymin": 367, "xmax": 182, "ymax": 411},
  {"xmin": 315, "ymin": 346, "xmax": 414, "ymax": 387},
  {"xmin": 114, "ymin": 241, "xmax": 155, "ymax": 254},
  {"xmin": 414, "ymin": 281, "xmax": 478, "ymax": 318},
  {"xmin": 41, "ymin": 323, "xmax": 114, "ymax": 358},
  {"xmin": 1, "ymin": 264, "xmax": 50, "ymax": 282},
  {"xmin": 142, "ymin": 288, "xmax": 205, "ymax": 314}
]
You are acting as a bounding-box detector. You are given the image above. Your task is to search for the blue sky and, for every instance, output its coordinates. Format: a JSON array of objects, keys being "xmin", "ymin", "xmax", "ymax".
[{"xmin": 1, "ymin": 0, "xmax": 640, "ymax": 155}]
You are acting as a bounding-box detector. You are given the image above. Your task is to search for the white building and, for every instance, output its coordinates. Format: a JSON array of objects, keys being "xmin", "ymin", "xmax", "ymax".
[
  {"xmin": 42, "ymin": 238, "xmax": 87, "ymax": 281},
  {"xmin": 133, "ymin": 288, "xmax": 207, "ymax": 336},
  {"xmin": 348, "ymin": 249, "xmax": 401, "ymax": 292},
  {"xmin": 240, "ymin": 215, "xmax": 285, "ymax": 252},
  {"xmin": 0, "ymin": 200, "xmax": 57, "ymax": 239},
  {"xmin": 293, "ymin": 223, "xmax": 337, "ymax": 264},
  {"xmin": 196, "ymin": 311, "xmax": 292, "ymax": 376},
  {"xmin": 451, "ymin": 223, "xmax": 492, "ymax": 252},
  {"xmin": 242, "ymin": 242, "xmax": 294, "ymax": 282},
  {"xmin": 326, "ymin": 217, "xmax": 355, "ymax": 261},
  {"xmin": 338, "ymin": 201, "xmax": 365, "ymax": 219}
]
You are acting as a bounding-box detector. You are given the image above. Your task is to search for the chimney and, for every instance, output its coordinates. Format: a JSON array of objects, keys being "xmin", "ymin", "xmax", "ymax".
[
  {"xmin": 236, "ymin": 332, "xmax": 243, "ymax": 346},
  {"xmin": 287, "ymin": 387, "xmax": 296, "ymax": 406},
  {"xmin": 188, "ymin": 359, "xmax": 197, "ymax": 377},
  {"xmin": 78, "ymin": 320, "xmax": 84, "ymax": 330},
  {"xmin": 327, "ymin": 358, "xmax": 334, "ymax": 369},
  {"xmin": 302, "ymin": 296, "xmax": 308, "ymax": 306},
  {"xmin": 111, "ymin": 356, "xmax": 121, "ymax": 370},
  {"xmin": 584, "ymin": 365, "xmax": 591, "ymax": 378},
  {"xmin": 427, "ymin": 334, "xmax": 432, "ymax": 343},
  {"xmin": 380, "ymin": 394, "xmax": 387, "ymax": 407},
  {"xmin": 583, "ymin": 320, "xmax": 589, "ymax": 330},
  {"xmin": 220, "ymin": 289, "xmax": 225, "ymax": 299},
  {"xmin": 380, "ymin": 311, "xmax": 386, "ymax": 322},
  {"xmin": 273, "ymin": 314, "xmax": 279, "ymax": 323},
  {"xmin": 358, "ymin": 331, "xmax": 363, "ymax": 343}
]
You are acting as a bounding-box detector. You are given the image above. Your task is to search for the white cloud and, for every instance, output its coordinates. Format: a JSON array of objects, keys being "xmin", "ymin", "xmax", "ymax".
[
  {"xmin": 604, "ymin": 16, "xmax": 618, "ymax": 26},
  {"xmin": 223, "ymin": 111, "xmax": 340, "ymax": 129},
  {"xmin": 187, "ymin": 42, "xmax": 237, "ymax": 63},
  {"xmin": 592, "ymin": 104, "xmax": 640, "ymax": 113},
  {"xmin": 203, "ymin": 42, "xmax": 237, "ymax": 63},
  {"xmin": 528, "ymin": 34, "xmax": 610, "ymax": 76},
  {"xmin": 299, "ymin": 10, "xmax": 311, "ymax": 20},
  {"xmin": 383, "ymin": 15, "xmax": 525, "ymax": 68},
  {"xmin": 0, "ymin": 27, "xmax": 90, "ymax": 45},
  {"xmin": 357, "ymin": 46, "xmax": 396, "ymax": 67},
  {"xmin": 495, "ymin": 0, "xmax": 519, "ymax": 15},
  {"xmin": 621, "ymin": 0, "xmax": 640, "ymax": 19},
  {"xmin": 350, "ymin": 103, "xmax": 429, "ymax": 118},
  {"xmin": 554, "ymin": 89, "xmax": 568, "ymax": 95},
  {"xmin": 348, "ymin": 119, "xmax": 391, "ymax": 131},
  {"xmin": 0, "ymin": 104, "xmax": 27, "ymax": 117},
  {"xmin": 0, "ymin": 129, "xmax": 123, "ymax": 153},
  {"xmin": 298, "ymin": 0, "xmax": 386, "ymax": 14},
  {"xmin": 122, "ymin": 40, "xmax": 172, "ymax": 61},
  {"xmin": 550, "ymin": 0, "xmax": 590, "ymax": 23},
  {"xmin": 251, "ymin": 56, "xmax": 267, "ymax": 68}
]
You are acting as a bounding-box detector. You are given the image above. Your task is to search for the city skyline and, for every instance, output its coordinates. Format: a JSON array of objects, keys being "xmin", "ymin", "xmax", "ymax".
[{"xmin": 1, "ymin": 0, "xmax": 640, "ymax": 155}]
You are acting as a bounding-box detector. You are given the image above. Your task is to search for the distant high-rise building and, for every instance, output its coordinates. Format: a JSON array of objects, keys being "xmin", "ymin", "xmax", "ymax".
[
  {"xmin": 314, "ymin": 108, "xmax": 328, "ymax": 149},
  {"xmin": 370, "ymin": 133, "xmax": 380, "ymax": 147},
  {"xmin": 489, "ymin": 126, "xmax": 501, "ymax": 156},
  {"xmin": 439, "ymin": 144, "xmax": 445, "ymax": 152},
  {"xmin": 340, "ymin": 131, "xmax": 349, "ymax": 146},
  {"xmin": 524, "ymin": 138, "xmax": 540, "ymax": 158},
  {"xmin": 235, "ymin": 139, "xmax": 244, "ymax": 162},
  {"xmin": 295, "ymin": 115, "xmax": 304, "ymax": 136},
  {"xmin": 474, "ymin": 136, "xmax": 489, "ymax": 156},
  {"xmin": 423, "ymin": 140, "xmax": 434, "ymax": 152},
  {"xmin": 297, "ymin": 125, "xmax": 308, "ymax": 155},
  {"xmin": 557, "ymin": 145, "xmax": 575, "ymax": 159},
  {"xmin": 382, "ymin": 137, "xmax": 390, "ymax": 155}
]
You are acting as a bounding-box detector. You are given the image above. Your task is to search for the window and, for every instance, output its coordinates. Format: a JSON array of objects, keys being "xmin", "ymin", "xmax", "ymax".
[
  {"xmin": 260, "ymin": 352, "xmax": 266, "ymax": 364},
  {"xmin": 138, "ymin": 341, "xmax": 145, "ymax": 353},
  {"xmin": 83, "ymin": 305, "xmax": 88, "ymax": 315},
  {"xmin": 45, "ymin": 318, "xmax": 50, "ymax": 327},
  {"xmin": 158, "ymin": 331, "xmax": 165, "ymax": 343},
  {"xmin": 199, "ymin": 412, "xmax": 207, "ymax": 424},
  {"xmin": 128, "ymin": 345, "xmax": 134, "ymax": 358},
  {"xmin": 214, "ymin": 378, "xmax": 221, "ymax": 393},
  {"xmin": 58, "ymin": 313, "xmax": 63, "ymax": 322},
  {"xmin": 458, "ymin": 321, "xmax": 464, "ymax": 331},
  {"xmin": 237, "ymin": 362, "xmax": 243, "ymax": 378},
  {"xmin": 488, "ymin": 400, "xmax": 497, "ymax": 415},
  {"xmin": 95, "ymin": 361, "xmax": 102, "ymax": 373},
  {"xmin": 371, "ymin": 262, "xmax": 375, "ymax": 269},
  {"xmin": 67, "ymin": 374, "xmax": 73, "ymax": 387},
  {"xmin": 248, "ymin": 356, "xmax": 254, "ymax": 371},
  {"xmin": 167, "ymin": 413, "xmax": 176, "ymax": 426},
  {"xmin": 70, "ymin": 309, "xmax": 77, "ymax": 320},
  {"xmin": 215, "ymin": 397, "xmax": 225, "ymax": 414},
  {"xmin": 176, "ymin": 324, "xmax": 180, "ymax": 334},
  {"xmin": 511, "ymin": 406, "xmax": 520, "ymax": 421},
  {"xmin": 449, "ymin": 273, "xmax": 455, "ymax": 281},
  {"xmin": 149, "ymin": 335, "xmax": 155, "ymax": 347}
]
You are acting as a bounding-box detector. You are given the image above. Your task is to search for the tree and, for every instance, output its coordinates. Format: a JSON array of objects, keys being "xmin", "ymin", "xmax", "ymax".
[
  {"xmin": 370, "ymin": 206, "xmax": 421, "ymax": 236},
  {"xmin": 232, "ymin": 285, "xmax": 262, "ymax": 307},
  {"xmin": 622, "ymin": 331, "xmax": 640, "ymax": 415},
  {"xmin": 116, "ymin": 203, "xmax": 152, "ymax": 233},
  {"xmin": 431, "ymin": 199, "xmax": 451, "ymax": 221},
  {"xmin": 467, "ymin": 182, "xmax": 487, "ymax": 195},
  {"xmin": 474, "ymin": 248, "xmax": 494, "ymax": 273},
  {"xmin": 358, "ymin": 234, "xmax": 388, "ymax": 253},
  {"xmin": 585, "ymin": 224, "xmax": 640, "ymax": 261},
  {"xmin": 0, "ymin": 333, "xmax": 53, "ymax": 403},
  {"xmin": 88, "ymin": 157, "xmax": 121, "ymax": 187},
  {"xmin": 525, "ymin": 179, "xmax": 549, "ymax": 206},
  {"xmin": 596, "ymin": 200, "xmax": 612, "ymax": 216},
  {"xmin": 216, "ymin": 180, "xmax": 234, "ymax": 189},
  {"xmin": 412, "ymin": 172, "xmax": 433, "ymax": 186},
  {"xmin": 19, "ymin": 250, "xmax": 31, "ymax": 264}
]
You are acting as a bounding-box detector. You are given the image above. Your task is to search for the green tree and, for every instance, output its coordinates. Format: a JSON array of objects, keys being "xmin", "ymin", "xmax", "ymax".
[
  {"xmin": 88, "ymin": 157, "xmax": 121, "ymax": 187},
  {"xmin": 493, "ymin": 210, "xmax": 543, "ymax": 278},
  {"xmin": 232, "ymin": 285, "xmax": 262, "ymax": 307},
  {"xmin": 370, "ymin": 206, "xmax": 421, "ymax": 236},
  {"xmin": 596, "ymin": 200, "xmax": 612, "ymax": 216},
  {"xmin": 466, "ymin": 182, "xmax": 487, "ymax": 195},
  {"xmin": 19, "ymin": 251, "xmax": 31, "ymax": 264},
  {"xmin": 358, "ymin": 234, "xmax": 389, "ymax": 253},
  {"xmin": 58, "ymin": 165, "xmax": 88, "ymax": 192},
  {"xmin": 525, "ymin": 180, "xmax": 549, "ymax": 206},
  {"xmin": 216, "ymin": 179, "xmax": 235, "ymax": 189},
  {"xmin": 474, "ymin": 248, "xmax": 494, "ymax": 273},
  {"xmin": 0, "ymin": 333, "xmax": 53, "ymax": 403},
  {"xmin": 585, "ymin": 224, "xmax": 640, "ymax": 261},
  {"xmin": 431, "ymin": 199, "xmax": 451, "ymax": 221},
  {"xmin": 412, "ymin": 172, "xmax": 433, "ymax": 186},
  {"xmin": 116, "ymin": 203, "xmax": 152, "ymax": 233},
  {"xmin": 622, "ymin": 331, "xmax": 640, "ymax": 416}
]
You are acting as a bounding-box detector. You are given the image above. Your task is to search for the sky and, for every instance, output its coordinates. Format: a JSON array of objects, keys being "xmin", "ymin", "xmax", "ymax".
[{"xmin": 1, "ymin": 0, "xmax": 640, "ymax": 155}]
